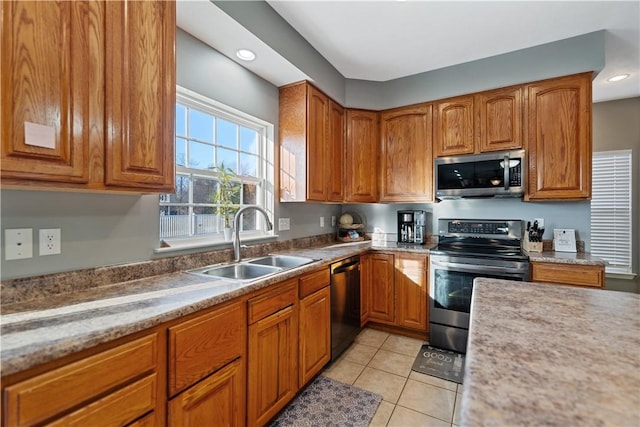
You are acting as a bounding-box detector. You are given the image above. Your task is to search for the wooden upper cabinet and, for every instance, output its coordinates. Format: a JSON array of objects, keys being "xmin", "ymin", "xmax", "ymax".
[
  {"xmin": 105, "ymin": 0, "xmax": 175, "ymax": 192},
  {"xmin": 434, "ymin": 95, "xmax": 475, "ymax": 157},
  {"xmin": 380, "ymin": 105, "xmax": 433, "ymax": 202},
  {"xmin": 345, "ymin": 109, "xmax": 380, "ymax": 203},
  {"xmin": 1, "ymin": 0, "xmax": 176, "ymax": 193},
  {"xmin": 1, "ymin": 1, "xmax": 102, "ymax": 184},
  {"xmin": 279, "ymin": 81, "xmax": 343, "ymax": 202},
  {"xmin": 476, "ymin": 86, "xmax": 523, "ymax": 152},
  {"xmin": 328, "ymin": 100, "xmax": 345, "ymax": 202},
  {"xmin": 526, "ymin": 72, "xmax": 592, "ymax": 200},
  {"xmin": 306, "ymin": 85, "xmax": 329, "ymax": 201}
]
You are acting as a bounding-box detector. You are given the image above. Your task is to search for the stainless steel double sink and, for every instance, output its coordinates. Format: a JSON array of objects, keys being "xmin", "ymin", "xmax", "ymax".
[{"xmin": 187, "ymin": 255, "xmax": 316, "ymax": 283}]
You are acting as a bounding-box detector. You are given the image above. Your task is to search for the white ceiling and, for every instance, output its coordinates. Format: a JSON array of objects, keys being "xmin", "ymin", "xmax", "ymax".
[{"xmin": 178, "ymin": 0, "xmax": 640, "ymax": 103}]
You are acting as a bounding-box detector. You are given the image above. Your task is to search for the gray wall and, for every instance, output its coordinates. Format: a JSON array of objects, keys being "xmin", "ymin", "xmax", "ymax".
[
  {"xmin": 212, "ymin": 0, "xmax": 346, "ymax": 104},
  {"xmin": 592, "ymin": 97, "xmax": 640, "ymax": 293},
  {"xmin": 346, "ymin": 31, "xmax": 605, "ymax": 109},
  {"xmin": 344, "ymin": 200, "xmax": 590, "ymax": 247}
]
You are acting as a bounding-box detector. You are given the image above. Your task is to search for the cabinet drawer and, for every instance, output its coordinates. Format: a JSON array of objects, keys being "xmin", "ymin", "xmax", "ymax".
[
  {"xmin": 169, "ymin": 301, "xmax": 245, "ymax": 396},
  {"xmin": 4, "ymin": 334, "xmax": 158, "ymax": 426},
  {"xmin": 299, "ymin": 268, "xmax": 330, "ymax": 298},
  {"xmin": 395, "ymin": 254, "xmax": 428, "ymax": 270},
  {"xmin": 531, "ymin": 262, "xmax": 604, "ymax": 288},
  {"xmin": 48, "ymin": 374, "xmax": 157, "ymax": 427},
  {"xmin": 248, "ymin": 279, "xmax": 297, "ymax": 324}
]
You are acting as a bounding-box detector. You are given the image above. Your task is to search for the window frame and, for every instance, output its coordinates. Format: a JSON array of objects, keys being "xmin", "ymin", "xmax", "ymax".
[
  {"xmin": 590, "ymin": 149, "xmax": 633, "ymax": 277},
  {"xmin": 159, "ymin": 86, "xmax": 275, "ymax": 249}
]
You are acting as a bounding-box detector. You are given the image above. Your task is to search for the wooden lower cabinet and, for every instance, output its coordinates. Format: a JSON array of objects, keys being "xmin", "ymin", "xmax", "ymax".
[
  {"xmin": 531, "ymin": 261, "xmax": 604, "ymax": 288},
  {"xmin": 168, "ymin": 358, "xmax": 245, "ymax": 427},
  {"xmin": 247, "ymin": 281, "xmax": 298, "ymax": 427},
  {"xmin": 362, "ymin": 252, "xmax": 429, "ymax": 337},
  {"xmin": 299, "ymin": 286, "xmax": 331, "ymax": 387},
  {"xmin": 364, "ymin": 252, "xmax": 395, "ymax": 325},
  {"xmin": 395, "ymin": 254, "xmax": 428, "ymax": 332},
  {"xmin": 3, "ymin": 333, "xmax": 161, "ymax": 426},
  {"xmin": 168, "ymin": 301, "xmax": 245, "ymax": 397}
]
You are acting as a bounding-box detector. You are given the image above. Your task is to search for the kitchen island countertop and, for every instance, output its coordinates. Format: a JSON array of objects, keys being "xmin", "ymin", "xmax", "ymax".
[{"xmin": 460, "ymin": 278, "xmax": 640, "ymax": 426}]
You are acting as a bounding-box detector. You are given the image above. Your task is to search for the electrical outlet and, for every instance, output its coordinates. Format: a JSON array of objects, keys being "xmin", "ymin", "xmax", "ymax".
[
  {"xmin": 331, "ymin": 216, "xmax": 336, "ymax": 227},
  {"xmin": 39, "ymin": 228, "xmax": 61, "ymax": 256},
  {"xmin": 320, "ymin": 216, "xmax": 325, "ymax": 228},
  {"xmin": 278, "ymin": 218, "xmax": 290, "ymax": 231},
  {"xmin": 534, "ymin": 218, "xmax": 545, "ymax": 227},
  {"xmin": 5, "ymin": 228, "xmax": 33, "ymax": 260}
]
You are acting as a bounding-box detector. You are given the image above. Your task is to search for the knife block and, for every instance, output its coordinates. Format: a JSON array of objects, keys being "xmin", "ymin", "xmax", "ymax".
[{"xmin": 523, "ymin": 234, "xmax": 543, "ymax": 252}]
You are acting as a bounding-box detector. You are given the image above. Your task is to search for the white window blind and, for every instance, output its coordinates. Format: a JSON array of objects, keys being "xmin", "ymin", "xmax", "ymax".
[{"xmin": 590, "ymin": 150, "xmax": 632, "ymax": 274}]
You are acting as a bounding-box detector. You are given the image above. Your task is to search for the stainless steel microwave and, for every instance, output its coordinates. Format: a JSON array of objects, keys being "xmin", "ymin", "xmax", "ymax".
[{"xmin": 434, "ymin": 150, "xmax": 525, "ymax": 199}]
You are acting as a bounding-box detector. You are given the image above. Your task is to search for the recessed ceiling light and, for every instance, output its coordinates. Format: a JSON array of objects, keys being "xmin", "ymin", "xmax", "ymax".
[
  {"xmin": 607, "ymin": 74, "xmax": 630, "ymax": 82},
  {"xmin": 236, "ymin": 49, "xmax": 256, "ymax": 61}
]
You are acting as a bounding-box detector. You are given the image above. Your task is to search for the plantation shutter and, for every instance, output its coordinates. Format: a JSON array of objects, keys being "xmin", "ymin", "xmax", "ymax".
[{"xmin": 590, "ymin": 150, "xmax": 632, "ymax": 274}]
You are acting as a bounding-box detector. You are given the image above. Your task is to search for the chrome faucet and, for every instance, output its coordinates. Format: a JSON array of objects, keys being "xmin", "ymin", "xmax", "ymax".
[{"xmin": 233, "ymin": 205, "xmax": 274, "ymax": 262}]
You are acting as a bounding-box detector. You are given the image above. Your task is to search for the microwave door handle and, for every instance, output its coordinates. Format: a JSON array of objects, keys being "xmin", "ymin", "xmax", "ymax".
[{"xmin": 503, "ymin": 154, "xmax": 510, "ymax": 190}]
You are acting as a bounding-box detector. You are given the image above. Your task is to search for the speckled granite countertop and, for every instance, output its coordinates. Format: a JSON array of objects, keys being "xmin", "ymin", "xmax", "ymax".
[
  {"xmin": 460, "ymin": 278, "xmax": 640, "ymax": 426},
  {"xmin": 526, "ymin": 250, "xmax": 607, "ymax": 266},
  {"xmin": 1, "ymin": 242, "xmax": 375, "ymax": 376}
]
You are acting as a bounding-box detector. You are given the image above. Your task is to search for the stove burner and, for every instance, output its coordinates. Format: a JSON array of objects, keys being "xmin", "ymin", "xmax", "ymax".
[{"xmin": 434, "ymin": 219, "xmax": 528, "ymax": 262}]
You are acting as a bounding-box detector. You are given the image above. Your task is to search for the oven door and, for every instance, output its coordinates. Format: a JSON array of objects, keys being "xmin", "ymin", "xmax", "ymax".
[{"xmin": 429, "ymin": 255, "xmax": 529, "ymax": 328}]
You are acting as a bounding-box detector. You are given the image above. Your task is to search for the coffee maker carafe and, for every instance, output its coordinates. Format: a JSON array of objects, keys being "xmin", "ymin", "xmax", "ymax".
[{"xmin": 397, "ymin": 210, "xmax": 427, "ymax": 245}]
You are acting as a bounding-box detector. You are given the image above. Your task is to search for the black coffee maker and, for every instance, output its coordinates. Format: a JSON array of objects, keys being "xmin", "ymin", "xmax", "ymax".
[{"xmin": 397, "ymin": 210, "xmax": 427, "ymax": 245}]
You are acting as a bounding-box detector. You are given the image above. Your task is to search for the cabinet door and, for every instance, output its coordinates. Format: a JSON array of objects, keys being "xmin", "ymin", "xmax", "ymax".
[
  {"xmin": 327, "ymin": 100, "xmax": 345, "ymax": 202},
  {"xmin": 299, "ymin": 286, "xmax": 331, "ymax": 387},
  {"xmin": 367, "ymin": 253, "xmax": 395, "ymax": 324},
  {"xmin": 526, "ymin": 72, "xmax": 592, "ymax": 200},
  {"xmin": 434, "ymin": 96, "xmax": 475, "ymax": 157},
  {"xmin": 306, "ymin": 85, "xmax": 329, "ymax": 201},
  {"xmin": 169, "ymin": 358, "xmax": 245, "ymax": 427},
  {"xmin": 476, "ymin": 86, "xmax": 523, "ymax": 152},
  {"xmin": 169, "ymin": 301, "xmax": 245, "ymax": 396},
  {"xmin": 345, "ymin": 109, "xmax": 380, "ymax": 203},
  {"xmin": 395, "ymin": 254, "xmax": 428, "ymax": 331},
  {"xmin": 104, "ymin": 0, "xmax": 175, "ymax": 191},
  {"xmin": 531, "ymin": 262, "xmax": 604, "ymax": 288},
  {"xmin": 279, "ymin": 83, "xmax": 307, "ymax": 201},
  {"xmin": 1, "ymin": 1, "xmax": 102, "ymax": 184},
  {"xmin": 360, "ymin": 254, "xmax": 371, "ymax": 326},
  {"xmin": 248, "ymin": 305, "xmax": 298, "ymax": 427},
  {"xmin": 380, "ymin": 105, "xmax": 433, "ymax": 202}
]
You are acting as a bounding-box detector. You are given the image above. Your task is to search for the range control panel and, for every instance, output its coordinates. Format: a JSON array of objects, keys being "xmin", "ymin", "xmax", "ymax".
[{"xmin": 447, "ymin": 221, "xmax": 509, "ymax": 235}]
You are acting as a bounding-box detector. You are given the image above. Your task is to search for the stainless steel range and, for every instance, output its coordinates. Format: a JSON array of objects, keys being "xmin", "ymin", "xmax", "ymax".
[{"xmin": 429, "ymin": 219, "xmax": 530, "ymax": 353}]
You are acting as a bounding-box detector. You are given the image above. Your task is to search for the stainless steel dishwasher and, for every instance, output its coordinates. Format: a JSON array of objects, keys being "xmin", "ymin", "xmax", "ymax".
[{"xmin": 330, "ymin": 256, "xmax": 361, "ymax": 361}]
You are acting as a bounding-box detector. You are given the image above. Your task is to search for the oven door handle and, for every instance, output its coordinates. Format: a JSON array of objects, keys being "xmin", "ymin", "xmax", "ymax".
[{"xmin": 431, "ymin": 260, "xmax": 526, "ymax": 276}]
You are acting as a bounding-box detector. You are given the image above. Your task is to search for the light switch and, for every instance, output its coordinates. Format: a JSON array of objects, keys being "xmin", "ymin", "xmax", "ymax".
[{"xmin": 278, "ymin": 218, "xmax": 290, "ymax": 231}]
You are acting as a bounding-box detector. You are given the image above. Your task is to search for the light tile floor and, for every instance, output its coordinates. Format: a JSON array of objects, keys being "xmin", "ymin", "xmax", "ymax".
[{"xmin": 323, "ymin": 328, "xmax": 463, "ymax": 427}]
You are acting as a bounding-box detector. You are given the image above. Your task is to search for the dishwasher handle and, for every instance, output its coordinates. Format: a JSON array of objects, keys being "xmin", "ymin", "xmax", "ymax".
[{"xmin": 332, "ymin": 261, "xmax": 360, "ymax": 274}]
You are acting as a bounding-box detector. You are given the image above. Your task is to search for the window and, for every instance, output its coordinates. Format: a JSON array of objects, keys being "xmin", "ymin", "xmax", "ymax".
[
  {"xmin": 590, "ymin": 150, "xmax": 632, "ymax": 275},
  {"xmin": 160, "ymin": 87, "xmax": 274, "ymax": 243}
]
